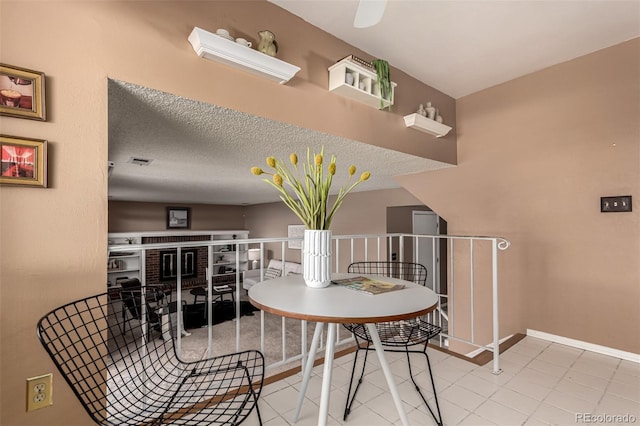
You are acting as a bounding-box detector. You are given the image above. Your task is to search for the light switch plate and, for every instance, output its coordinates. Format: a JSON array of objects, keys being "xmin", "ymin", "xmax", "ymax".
[{"xmin": 601, "ymin": 195, "xmax": 632, "ymax": 212}]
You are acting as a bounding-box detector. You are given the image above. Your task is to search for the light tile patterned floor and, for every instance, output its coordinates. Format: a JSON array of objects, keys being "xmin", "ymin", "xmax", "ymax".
[{"xmin": 243, "ymin": 337, "xmax": 640, "ymax": 425}]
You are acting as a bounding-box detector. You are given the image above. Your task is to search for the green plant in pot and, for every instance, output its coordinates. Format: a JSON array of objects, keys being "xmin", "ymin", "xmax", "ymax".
[{"xmin": 371, "ymin": 59, "xmax": 392, "ymax": 111}]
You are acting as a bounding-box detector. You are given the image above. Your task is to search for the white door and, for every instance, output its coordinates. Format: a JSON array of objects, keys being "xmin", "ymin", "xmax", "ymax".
[{"xmin": 412, "ymin": 211, "xmax": 439, "ymax": 292}]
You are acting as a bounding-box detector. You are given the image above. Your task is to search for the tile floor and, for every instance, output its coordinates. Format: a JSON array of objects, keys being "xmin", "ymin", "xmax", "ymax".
[{"xmin": 242, "ymin": 337, "xmax": 640, "ymax": 425}]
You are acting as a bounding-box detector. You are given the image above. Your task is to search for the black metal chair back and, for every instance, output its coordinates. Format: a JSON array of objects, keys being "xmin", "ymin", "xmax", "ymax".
[
  {"xmin": 348, "ymin": 260, "xmax": 428, "ymax": 285},
  {"xmin": 343, "ymin": 261, "xmax": 443, "ymax": 425},
  {"xmin": 118, "ymin": 278, "xmax": 165, "ymax": 335},
  {"xmin": 37, "ymin": 292, "xmax": 264, "ymax": 425}
]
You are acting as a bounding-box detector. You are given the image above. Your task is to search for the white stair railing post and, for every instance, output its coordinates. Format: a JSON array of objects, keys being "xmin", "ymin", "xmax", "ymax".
[{"xmin": 491, "ymin": 238, "xmax": 501, "ymax": 374}]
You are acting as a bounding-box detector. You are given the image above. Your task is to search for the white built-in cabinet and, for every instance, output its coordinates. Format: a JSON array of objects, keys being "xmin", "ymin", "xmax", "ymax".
[
  {"xmin": 107, "ymin": 234, "xmax": 142, "ymax": 285},
  {"xmin": 107, "ymin": 230, "xmax": 249, "ymax": 287}
]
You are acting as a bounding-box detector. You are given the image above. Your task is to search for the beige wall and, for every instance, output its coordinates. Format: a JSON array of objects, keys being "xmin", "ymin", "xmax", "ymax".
[
  {"xmin": 108, "ymin": 201, "xmax": 246, "ymax": 232},
  {"xmin": 0, "ymin": 2, "xmax": 453, "ymax": 424},
  {"xmin": 398, "ymin": 38, "xmax": 640, "ymax": 354}
]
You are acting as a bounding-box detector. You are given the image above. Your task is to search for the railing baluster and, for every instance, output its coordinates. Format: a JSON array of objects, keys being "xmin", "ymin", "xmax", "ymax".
[
  {"xmin": 492, "ymin": 239, "xmax": 501, "ymax": 374},
  {"xmin": 350, "ymin": 238, "xmax": 354, "ymax": 265},
  {"xmin": 207, "ymin": 245, "xmax": 213, "ymax": 356},
  {"xmin": 470, "ymin": 239, "xmax": 475, "ymax": 344},
  {"xmin": 364, "ymin": 237, "xmax": 368, "ymax": 261},
  {"xmin": 432, "ymin": 236, "xmax": 437, "ymax": 293},
  {"xmin": 450, "ymin": 239, "xmax": 454, "ymax": 338},
  {"xmin": 176, "ymin": 246, "xmax": 183, "ymax": 354}
]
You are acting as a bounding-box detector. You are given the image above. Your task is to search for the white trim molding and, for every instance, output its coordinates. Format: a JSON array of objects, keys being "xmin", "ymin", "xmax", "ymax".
[{"xmin": 527, "ymin": 329, "xmax": 640, "ymax": 364}]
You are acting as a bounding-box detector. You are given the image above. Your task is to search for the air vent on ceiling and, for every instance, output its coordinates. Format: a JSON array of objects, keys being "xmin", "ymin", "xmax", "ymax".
[{"xmin": 127, "ymin": 157, "xmax": 154, "ymax": 166}]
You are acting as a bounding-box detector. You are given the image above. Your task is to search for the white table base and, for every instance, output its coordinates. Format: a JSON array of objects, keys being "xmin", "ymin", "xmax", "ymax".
[{"xmin": 292, "ymin": 322, "xmax": 409, "ymax": 426}]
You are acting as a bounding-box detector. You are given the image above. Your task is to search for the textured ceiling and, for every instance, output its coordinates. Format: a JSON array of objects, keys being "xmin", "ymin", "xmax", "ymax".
[
  {"xmin": 270, "ymin": 0, "xmax": 640, "ymax": 98},
  {"xmin": 108, "ymin": 80, "xmax": 452, "ymax": 205}
]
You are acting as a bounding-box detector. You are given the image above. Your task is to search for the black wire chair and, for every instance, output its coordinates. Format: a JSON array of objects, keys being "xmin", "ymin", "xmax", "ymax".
[
  {"xmin": 342, "ymin": 261, "xmax": 443, "ymax": 426},
  {"xmin": 37, "ymin": 292, "xmax": 264, "ymax": 425}
]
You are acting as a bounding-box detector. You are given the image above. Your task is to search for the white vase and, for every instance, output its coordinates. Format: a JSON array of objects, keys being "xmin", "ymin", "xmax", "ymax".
[{"xmin": 302, "ymin": 229, "xmax": 332, "ymax": 288}]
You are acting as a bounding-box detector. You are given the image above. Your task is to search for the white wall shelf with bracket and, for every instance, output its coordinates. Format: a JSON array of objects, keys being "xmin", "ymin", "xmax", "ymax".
[
  {"xmin": 403, "ymin": 113, "xmax": 452, "ymax": 138},
  {"xmin": 188, "ymin": 27, "xmax": 301, "ymax": 84},
  {"xmin": 328, "ymin": 57, "xmax": 396, "ymax": 110}
]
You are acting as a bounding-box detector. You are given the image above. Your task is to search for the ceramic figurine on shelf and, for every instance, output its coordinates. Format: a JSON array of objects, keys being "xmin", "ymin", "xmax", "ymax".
[
  {"xmin": 425, "ymin": 102, "xmax": 436, "ymax": 120},
  {"xmin": 345, "ymin": 73, "xmax": 354, "ymax": 85},
  {"xmin": 417, "ymin": 103, "xmax": 427, "ymax": 117},
  {"xmin": 257, "ymin": 30, "xmax": 278, "ymax": 57}
]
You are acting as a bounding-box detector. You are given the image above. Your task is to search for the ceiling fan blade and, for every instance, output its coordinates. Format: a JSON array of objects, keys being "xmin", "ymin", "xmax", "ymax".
[{"xmin": 354, "ymin": 0, "xmax": 387, "ymax": 28}]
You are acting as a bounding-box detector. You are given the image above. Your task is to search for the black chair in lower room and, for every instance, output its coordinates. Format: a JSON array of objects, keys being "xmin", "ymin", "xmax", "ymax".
[
  {"xmin": 37, "ymin": 292, "xmax": 264, "ymax": 425},
  {"xmin": 342, "ymin": 261, "xmax": 443, "ymax": 426}
]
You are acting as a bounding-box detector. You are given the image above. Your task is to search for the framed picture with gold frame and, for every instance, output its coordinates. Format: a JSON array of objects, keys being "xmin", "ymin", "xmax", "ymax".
[
  {"xmin": 0, "ymin": 63, "xmax": 46, "ymax": 121},
  {"xmin": 0, "ymin": 135, "xmax": 48, "ymax": 188}
]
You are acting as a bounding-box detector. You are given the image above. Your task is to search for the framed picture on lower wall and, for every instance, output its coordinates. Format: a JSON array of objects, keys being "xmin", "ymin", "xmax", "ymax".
[
  {"xmin": 0, "ymin": 134, "xmax": 48, "ymax": 188},
  {"xmin": 166, "ymin": 207, "xmax": 191, "ymax": 229}
]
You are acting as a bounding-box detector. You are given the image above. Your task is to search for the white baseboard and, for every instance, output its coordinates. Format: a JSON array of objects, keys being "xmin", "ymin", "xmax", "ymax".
[{"xmin": 527, "ymin": 329, "xmax": 640, "ymax": 364}]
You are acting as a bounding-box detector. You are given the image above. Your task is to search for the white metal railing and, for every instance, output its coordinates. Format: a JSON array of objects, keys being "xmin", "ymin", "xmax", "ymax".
[{"xmin": 108, "ymin": 233, "xmax": 509, "ymax": 374}]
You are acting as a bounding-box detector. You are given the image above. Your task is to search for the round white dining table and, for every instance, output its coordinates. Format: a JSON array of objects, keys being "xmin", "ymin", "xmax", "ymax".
[{"xmin": 249, "ymin": 273, "xmax": 439, "ymax": 426}]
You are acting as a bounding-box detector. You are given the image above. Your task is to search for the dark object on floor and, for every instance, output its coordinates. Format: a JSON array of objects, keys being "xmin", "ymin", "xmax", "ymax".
[
  {"xmin": 342, "ymin": 261, "xmax": 443, "ymax": 426},
  {"xmin": 37, "ymin": 292, "xmax": 264, "ymax": 425},
  {"xmin": 184, "ymin": 300, "xmax": 259, "ymax": 329}
]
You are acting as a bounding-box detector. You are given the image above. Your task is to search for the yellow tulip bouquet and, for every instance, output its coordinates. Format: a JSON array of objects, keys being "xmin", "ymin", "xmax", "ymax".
[{"xmin": 251, "ymin": 147, "xmax": 370, "ymax": 230}]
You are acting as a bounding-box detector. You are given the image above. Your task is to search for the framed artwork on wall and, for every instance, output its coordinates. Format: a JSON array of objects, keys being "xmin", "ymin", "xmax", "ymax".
[
  {"xmin": 166, "ymin": 207, "xmax": 191, "ymax": 229},
  {"xmin": 0, "ymin": 134, "xmax": 48, "ymax": 188},
  {"xmin": 0, "ymin": 63, "xmax": 46, "ymax": 121}
]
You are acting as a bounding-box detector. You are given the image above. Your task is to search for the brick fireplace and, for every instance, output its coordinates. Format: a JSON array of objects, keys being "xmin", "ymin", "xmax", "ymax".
[{"xmin": 143, "ymin": 235, "xmax": 210, "ymax": 290}]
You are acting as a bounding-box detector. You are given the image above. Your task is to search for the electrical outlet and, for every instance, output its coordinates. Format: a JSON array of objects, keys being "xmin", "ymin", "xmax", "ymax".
[{"xmin": 26, "ymin": 373, "xmax": 53, "ymax": 412}]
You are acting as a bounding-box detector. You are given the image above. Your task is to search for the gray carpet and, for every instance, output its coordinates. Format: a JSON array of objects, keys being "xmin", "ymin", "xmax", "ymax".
[
  {"xmin": 176, "ymin": 309, "xmax": 351, "ymax": 376},
  {"xmin": 173, "ymin": 290, "xmax": 353, "ymax": 377}
]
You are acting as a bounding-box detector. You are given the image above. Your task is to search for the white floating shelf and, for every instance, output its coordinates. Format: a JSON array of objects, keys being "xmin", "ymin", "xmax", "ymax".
[
  {"xmin": 188, "ymin": 27, "xmax": 300, "ymax": 84},
  {"xmin": 328, "ymin": 57, "xmax": 396, "ymax": 110},
  {"xmin": 403, "ymin": 113, "xmax": 452, "ymax": 138}
]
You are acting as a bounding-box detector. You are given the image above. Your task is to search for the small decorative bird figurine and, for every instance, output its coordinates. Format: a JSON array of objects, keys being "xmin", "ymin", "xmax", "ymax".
[{"xmin": 257, "ymin": 30, "xmax": 278, "ymax": 57}]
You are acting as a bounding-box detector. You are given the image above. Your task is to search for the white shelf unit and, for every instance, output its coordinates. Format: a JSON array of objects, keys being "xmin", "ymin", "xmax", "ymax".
[
  {"xmin": 403, "ymin": 113, "xmax": 452, "ymax": 138},
  {"xmin": 328, "ymin": 57, "xmax": 397, "ymax": 110},
  {"xmin": 188, "ymin": 27, "xmax": 301, "ymax": 84},
  {"xmin": 107, "ymin": 234, "xmax": 142, "ymax": 286},
  {"xmin": 211, "ymin": 231, "xmax": 248, "ymax": 281},
  {"xmin": 107, "ymin": 251, "xmax": 141, "ymax": 285},
  {"xmin": 108, "ymin": 230, "xmax": 250, "ymax": 286}
]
